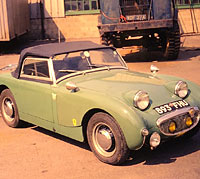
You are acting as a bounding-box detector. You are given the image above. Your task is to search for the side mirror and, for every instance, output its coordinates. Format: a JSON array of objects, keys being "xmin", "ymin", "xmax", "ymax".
[
  {"xmin": 150, "ymin": 65, "xmax": 159, "ymax": 74},
  {"xmin": 66, "ymin": 81, "xmax": 79, "ymax": 92}
]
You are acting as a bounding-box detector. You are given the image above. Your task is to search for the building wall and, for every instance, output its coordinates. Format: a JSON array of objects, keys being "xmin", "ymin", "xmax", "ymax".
[
  {"xmin": 29, "ymin": 14, "xmax": 100, "ymax": 40},
  {"xmin": 178, "ymin": 8, "xmax": 200, "ymax": 34},
  {"xmin": 28, "ymin": 1, "xmax": 200, "ymax": 41}
]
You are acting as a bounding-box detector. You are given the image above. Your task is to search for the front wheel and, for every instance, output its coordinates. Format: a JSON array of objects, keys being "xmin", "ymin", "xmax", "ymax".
[
  {"xmin": 0, "ymin": 89, "xmax": 20, "ymax": 128},
  {"xmin": 87, "ymin": 112, "xmax": 129, "ymax": 165}
]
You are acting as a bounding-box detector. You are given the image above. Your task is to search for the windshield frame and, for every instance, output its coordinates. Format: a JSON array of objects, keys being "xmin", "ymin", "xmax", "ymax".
[{"xmin": 51, "ymin": 47, "xmax": 128, "ymax": 84}]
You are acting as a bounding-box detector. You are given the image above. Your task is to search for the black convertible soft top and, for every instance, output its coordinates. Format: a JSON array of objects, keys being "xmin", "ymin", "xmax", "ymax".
[{"xmin": 12, "ymin": 41, "xmax": 111, "ymax": 78}]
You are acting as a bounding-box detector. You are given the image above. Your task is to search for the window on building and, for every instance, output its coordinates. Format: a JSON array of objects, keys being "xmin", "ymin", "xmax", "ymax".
[
  {"xmin": 65, "ymin": 0, "xmax": 100, "ymax": 15},
  {"xmin": 175, "ymin": 0, "xmax": 200, "ymax": 8}
]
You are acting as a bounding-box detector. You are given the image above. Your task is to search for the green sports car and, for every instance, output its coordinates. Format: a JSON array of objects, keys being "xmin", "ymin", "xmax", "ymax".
[{"xmin": 0, "ymin": 41, "xmax": 200, "ymax": 165}]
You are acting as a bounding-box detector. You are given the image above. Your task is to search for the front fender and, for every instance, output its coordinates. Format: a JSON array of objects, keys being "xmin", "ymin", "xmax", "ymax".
[
  {"xmin": 80, "ymin": 92, "xmax": 147, "ymax": 150},
  {"xmin": 54, "ymin": 85, "xmax": 147, "ymax": 150},
  {"xmin": 186, "ymin": 81, "xmax": 200, "ymax": 108}
]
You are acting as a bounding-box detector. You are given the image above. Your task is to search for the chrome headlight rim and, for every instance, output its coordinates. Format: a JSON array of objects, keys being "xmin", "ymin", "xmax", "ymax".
[
  {"xmin": 134, "ymin": 90, "xmax": 150, "ymax": 110},
  {"xmin": 175, "ymin": 81, "xmax": 188, "ymax": 98}
]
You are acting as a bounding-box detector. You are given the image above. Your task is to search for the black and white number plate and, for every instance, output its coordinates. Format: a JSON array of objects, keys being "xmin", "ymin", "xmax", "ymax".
[
  {"xmin": 154, "ymin": 100, "xmax": 190, "ymax": 115},
  {"xmin": 126, "ymin": 14, "xmax": 147, "ymax": 21}
]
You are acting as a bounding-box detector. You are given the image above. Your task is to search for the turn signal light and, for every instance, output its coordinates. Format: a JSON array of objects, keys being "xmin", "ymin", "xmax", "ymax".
[
  {"xmin": 185, "ymin": 117, "xmax": 193, "ymax": 127},
  {"xmin": 169, "ymin": 121, "xmax": 176, "ymax": 133},
  {"xmin": 189, "ymin": 108, "xmax": 195, "ymax": 118}
]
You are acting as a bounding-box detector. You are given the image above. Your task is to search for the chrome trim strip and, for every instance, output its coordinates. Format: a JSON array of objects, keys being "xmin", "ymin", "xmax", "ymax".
[
  {"xmin": 56, "ymin": 66, "xmax": 128, "ymax": 84},
  {"xmin": 156, "ymin": 106, "xmax": 200, "ymax": 136},
  {"xmin": 20, "ymin": 57, "xmax": 54, "ymax": 84},
  {"xmin": 116, "ymin": 50, "xmax": 128, "ymax": 69}
]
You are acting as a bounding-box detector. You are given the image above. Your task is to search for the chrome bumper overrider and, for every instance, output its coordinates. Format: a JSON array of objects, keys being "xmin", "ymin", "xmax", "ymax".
[{"xmin": 156, "ymin": 107, "xmax": 200, "ymax": 136}]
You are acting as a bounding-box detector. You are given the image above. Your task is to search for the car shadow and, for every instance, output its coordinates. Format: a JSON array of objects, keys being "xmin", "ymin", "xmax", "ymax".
[
  {"xmin": 123, "ymin": 131, "xmax": 200, "ymax": 166},
  {"xmin": 30, "ymin": 125, "xmax": 90, "ymax": 151},
  {"xmin": 21, "ymin": 121, "xmax": 200, "ymax": 166},
  {"xmin": 122, "ymin": 47, "xmax": 200, "ymax": 63}
]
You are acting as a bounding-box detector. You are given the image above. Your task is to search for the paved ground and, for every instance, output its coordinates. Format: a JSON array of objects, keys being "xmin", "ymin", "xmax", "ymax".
[{"xmin": 0, "ymin": 37, "xmax": 200, "ymax": 179}]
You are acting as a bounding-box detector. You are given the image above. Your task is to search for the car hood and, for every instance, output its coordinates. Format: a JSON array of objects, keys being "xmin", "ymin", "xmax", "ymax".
[
  {"xmin": 64, "ymin": 68, "xmax": 200, "ymax": 131},
  {"xmin": 74, "ymin": 69, "xmax": 184, "ymax": 108}
]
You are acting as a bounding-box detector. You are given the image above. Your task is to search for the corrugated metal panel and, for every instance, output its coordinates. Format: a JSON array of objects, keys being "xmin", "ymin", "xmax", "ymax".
[
  {"xmin": 0, "ymin": 0, "xmax": 10, "ymax": 40},
  {"xmin": 28, "ymin": 0, "xmax": 65, "ymax": 19},
  {"xmin": 0, "ymin": 0, "xmax": 30, "ymax": 41},
  {"xmin": 7, "ymin": 0, "xmax": 30, "ymax": 38},
  {"xmin": 44, "ymin": 0, "xmax": 65, "ymax": 18}
]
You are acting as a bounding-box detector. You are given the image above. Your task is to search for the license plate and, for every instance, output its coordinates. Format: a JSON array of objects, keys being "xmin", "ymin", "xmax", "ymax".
[
  {"xmin": 126, "ymin": 14, "xmax": 147, "ymax": 21},
  {"xmin": 154, "ymin": 100, "xmax": 190, "ymax": 115}
]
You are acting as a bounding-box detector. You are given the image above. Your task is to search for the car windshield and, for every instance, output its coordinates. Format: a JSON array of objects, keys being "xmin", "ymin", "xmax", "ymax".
[{"xmin": 53, "ymin": 48, "xmax": 126, "ymax": 79}]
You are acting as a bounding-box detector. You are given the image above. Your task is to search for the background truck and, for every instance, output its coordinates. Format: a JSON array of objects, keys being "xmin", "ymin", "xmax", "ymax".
[{"xmin": 98, "ymin": 0, "xmax": 180, "ymax": 60}]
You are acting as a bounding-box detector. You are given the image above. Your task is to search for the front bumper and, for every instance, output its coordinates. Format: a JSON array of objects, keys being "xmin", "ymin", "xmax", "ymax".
[{"xmin": 143, "ymin": 107, "xmax": 200, "ymax": 149}]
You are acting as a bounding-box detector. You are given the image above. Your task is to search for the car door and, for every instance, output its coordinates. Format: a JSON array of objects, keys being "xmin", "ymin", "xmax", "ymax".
[{"xmin": 16, "ymin": 57, "xmax": 54, "ymax": 123}]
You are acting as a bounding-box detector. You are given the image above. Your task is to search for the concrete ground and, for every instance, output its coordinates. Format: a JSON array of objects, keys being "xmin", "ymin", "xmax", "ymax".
[{"xmin": 0, "ymin": 35, "xmax": 200, "ymax": 179}]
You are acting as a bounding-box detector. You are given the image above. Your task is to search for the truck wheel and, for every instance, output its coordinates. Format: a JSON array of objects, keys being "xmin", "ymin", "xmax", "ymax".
[
  {"xmin": 0, "ymin": 89, "xmax": 20, "ymax": 128},
  {"xmin": 100, "ymin": 34, "xmax": 113, "ymax": 46},
  {"xmin": 100, "ymin": 35, "xmax": 109, "ymax": 46},
  {"xmin": 87, "ymin": 112, "xmax": 129, "ymax": 165},
  {"xmin": 163, "ymin": 21, "xmax": 180, "ymax": 60}
]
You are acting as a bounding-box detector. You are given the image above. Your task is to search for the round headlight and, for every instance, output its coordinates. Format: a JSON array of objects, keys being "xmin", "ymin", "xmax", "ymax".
[
  {"xmin": 134, "ymin": 90, "xmax": 150, "ymax": 110},
  {"xmin": 175, "ymin": 81, "xmax": 188, "ymax": 98}
]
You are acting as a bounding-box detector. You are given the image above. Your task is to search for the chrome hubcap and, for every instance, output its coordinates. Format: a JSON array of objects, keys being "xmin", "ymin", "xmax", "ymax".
[
  {"xmin": 2, "ymin": 98, "xmax": 14, "ymax": 122},
  {"xmin": 93, "ymin": 123, "xmax": 116, "ymax": 157},
  {"xmin": 97, "ymin": 128, "xmax": 113, "ymax": 151}
]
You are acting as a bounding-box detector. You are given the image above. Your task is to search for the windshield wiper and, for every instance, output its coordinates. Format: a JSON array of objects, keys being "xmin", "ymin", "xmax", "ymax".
[
  {"xmin": 87, "ymin": 64, "xmax": 109, "ymax": 68},
  {"xmin": 58, "ymin": 69, "xmax": 78, "ymax": 73}
]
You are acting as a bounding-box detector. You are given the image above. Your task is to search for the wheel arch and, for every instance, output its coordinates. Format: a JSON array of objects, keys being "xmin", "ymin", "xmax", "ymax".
[
  {"xmin": 81, "ymin": 106, "xmax": 146, "ymax": 151},
  {"xmin": 82, "ymin": 108, "xmax": 110, "ymax": 142},
  {"xmin": 0, "ymin": 85, "xmax": 9, "ymax": 95}
]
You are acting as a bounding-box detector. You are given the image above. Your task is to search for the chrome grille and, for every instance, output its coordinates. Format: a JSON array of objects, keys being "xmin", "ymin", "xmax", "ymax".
[{"xmin": 157, "ymin": 107, "xmax": 200, "ymax": 136}]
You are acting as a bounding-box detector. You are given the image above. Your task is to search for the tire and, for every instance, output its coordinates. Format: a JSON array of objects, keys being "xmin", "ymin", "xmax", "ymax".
[
  {"xmin": 100, "ymin": 34, "xmax": 109, "ymax": 46},
  {"xmin": 162, "ymin": 21, "xmax": 180, "ymax": 60},
  {"xmin": 0, "ymin": 89, "xmax": 20, "ymax": 128},
  {"xmin": 100, "ymin": 34, "xmax": 113, "ymax": 47},
  {"xmin": 87, "ymin": 112, "xmax": 129, "ymax": 165}
]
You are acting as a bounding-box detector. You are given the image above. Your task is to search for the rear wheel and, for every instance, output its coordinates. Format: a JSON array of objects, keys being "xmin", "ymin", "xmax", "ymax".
[
  {"xmin": 87, "ymin": 112, "xmax": 129, "ymax": 165},
  {"xmin": 0, "ymin": 89, "xmax": 20, "ymax": 127}
]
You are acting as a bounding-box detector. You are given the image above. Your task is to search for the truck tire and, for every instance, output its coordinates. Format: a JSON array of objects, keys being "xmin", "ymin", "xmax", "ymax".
[
  {"xmin": 101, "ymin": 33, "xmax": 124, "ymax": 48},
  {"xmin": 100, "ymin": 34, "xmax": 113, "ymax": 46},
  {"xmin": 163, "ymin": 21, "xmax": 180, "ymax": 60}
]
